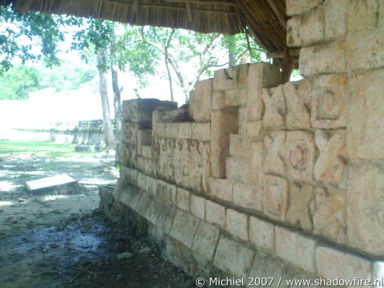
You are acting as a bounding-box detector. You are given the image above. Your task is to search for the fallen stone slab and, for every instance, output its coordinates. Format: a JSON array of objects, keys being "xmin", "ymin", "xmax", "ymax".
[{"xmin": 25, "ymin": 174, "xmax": 81, "ymax": 194}]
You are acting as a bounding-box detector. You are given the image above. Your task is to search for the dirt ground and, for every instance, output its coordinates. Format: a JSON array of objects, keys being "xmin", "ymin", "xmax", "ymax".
[{"xmin": 0, "ymin": 140, "xmax": 193, "ymax": 288}]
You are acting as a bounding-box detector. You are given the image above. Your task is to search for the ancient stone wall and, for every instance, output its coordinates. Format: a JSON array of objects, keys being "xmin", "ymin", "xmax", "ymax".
[{"xmin": 101, "ymin": 0, "xmax": 384, "ymax": 283}]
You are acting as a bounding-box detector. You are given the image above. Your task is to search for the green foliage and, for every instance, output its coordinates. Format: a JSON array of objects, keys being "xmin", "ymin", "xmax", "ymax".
[
  {"xmin": 0, "ymin": 65, "xmax": 41, "ymax": 100},
  {"xmin": 0, "ymin": 5, "xmax": 75, "ymax": 73},
  {"xmin": 0, "ymin": 62, "xmax": 97, "ymax": 100}
]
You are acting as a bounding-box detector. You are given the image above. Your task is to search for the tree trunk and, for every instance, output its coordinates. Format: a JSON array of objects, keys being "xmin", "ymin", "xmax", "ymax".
[
  {"xmin": 110, "ymin": 37, "xmax": 122, "ymax": 163},
  {"xmin": 227, "ymin": 36, "xmax": 236, "ymax": 68},
  {"xmin": 97, "ymin": 48, "xmax": 114, "ymax": 151}
]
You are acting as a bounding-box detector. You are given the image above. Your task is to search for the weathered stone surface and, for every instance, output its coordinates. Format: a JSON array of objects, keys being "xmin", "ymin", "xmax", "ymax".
[
  {"xmin": 226, "ymin": 157, "xmax": 249, "ymax": 183},
  {"xmin": 324, "ymin": 0, "xmax": 348, "ymax": 40},
  {"xmin": 191, "ymin": 122, "xmax": 210, "ymax": 141},
  {"xmin": 248, "ymin": 141, "xmax": 264, "ymax": 185},
  {"xmin": 205, "ymin": 200, "xmax": 226, "ymax": 227},
  {"xmin": 216, "ymin": 178, "xmax": 233, "ymax": 202},
  {"xmin": 347, "ymin": 28, "xmax": 384, "ymax": 71},
  {"xmin": 229, "ymin": 134, "xmax": 252, "ymax": 158},
  {"xmin": 176, "ymin": 188, "xmax": 190, "ymax": 212},
  {"xmin": 121, "ymin": 166, "xmax": 138, "ymax": 186},
  {"xmin": 286, "ymin": 131, "xmax": 315, "ymax": 182},
  {"xmin": 190, "ymin": 194, "xmax": 205, "ymax": 220},
  {"xmin": 348, "ymin": 70, "xmax": 384, "ymax": 159},
  {"xmin": 287, "ymin": 8, "xmax": 324, "ymax": 47},
  {"xmin": 275, "ymin": 227, "xmax": 316, "ymax": 273},
  {"xmin": 214, "ymin": 236, "xmax": 254, "ymax": 277},
  {"xmin": 262, "ymin": 85, "xmax": 286, "ymax": 128},
  {"xmin": 347, "ymin": 0, "xmax": 380, "ymax": 33},
  {"xmin": 211, "ymin": 110, "xmax": 239, "ymax": 178},
  {"xmin": 347, "ymin": 162, "xmax": 384, "ymax": 256},
  {"xmin": 284, "ymin": 80, "xmax": 311, "ymax": 129},
  {"xmin": 299, "ymin": 41, "xmax": 346, "ymax": 77},
  {"xmin": 192, "ymin": 222, "xmax": 220, "ymax": 261},
  {"xmin": 213, "ymin": 65, "xmax": 249, "ymax": 91},
  {"xmin": 246, "ymin": 121, "xmax": 263, "ymax": 137},
  {"xmin": 313, "ymin": 187, "xmax": 346, "ymax": 244},
  {"xmin": 226, "ymin": 209, "xmax": 248, "ymax": 240},
  {"xmin": 286, "ymin": 183, "xmax": 314, "ymax": 231},
  {"xmin": 233, "ymin": 183, "xmax": 263, "ymax": 212},
  {"xmin": 212, "ymin": 90, "xmax": 225, "ymax": 111},
  {"xmin": 169, "ymin": 210, "xmax": 199, "ymax": 249},
  {"xmin": 189, "ymin": 79, "xmax": 212, "ymax": 121},
  {"xmin": 141, "ymin": 145, "xmax": 152, "ymax": 159},
  {"xmin": 286, "ymin": 0, "xmax": 322, "ymax": 16},
  {"xmin": 312, "ymin": 74, "xmax": 347, "ymax": 129},
  {"xmin": 314, "ymin": 130, "xmax": 347, "ymax": 186},
  {"xmin": 264, "ymin": 131, "xmax": 286, "ymax": 175},
  {"xmin": 263, "ymin": 176, "xmax": 289, "ymax": 221},
  {"xmin": 246, "ymin": 64, "xmax": 280, "ymax": 121},
  {"xmin": 315, "ymin": 246, "xmax": 372, "ymax": 280},
  {"xmin": 249, "ymin": 217, "xmax": 274, "ymax": 252},
  {"xmin": 225, "ymin": 88, "xmax": 246, "ymax": 107}
]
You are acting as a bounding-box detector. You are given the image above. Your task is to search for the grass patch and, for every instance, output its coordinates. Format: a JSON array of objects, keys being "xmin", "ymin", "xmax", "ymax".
[{"xmin": 0, "ymin": 140, "xmax": 98, "ymax": 158}]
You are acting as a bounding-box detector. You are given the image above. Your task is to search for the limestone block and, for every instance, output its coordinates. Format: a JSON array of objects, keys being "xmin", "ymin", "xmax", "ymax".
[
  {"xmin": 205, "ymin": 200, "xmax": 226, "ymax": 227},
  {"xmin": 286, "ymin": 0, "xmax": 322, "ymax": 16},
  {"xmin": 246, "ymin": 64, "xmax": 280, "ymax": 121},
  {"xmin": 200, "ymin": 141, "xmax": 211, "ymax": 192},
  {"xmin": 315, "ymin": 246, "xmax": 372, "ymax": 280},
  {"xmin": 246, "ymin": 121, "xmax": 263, "ymax": 137},
  {"xmin": 299, "ymin": 41, "xmax": 346, "ymax": 77},
  {"xmin": 137, "ymin": 129, "xmax": 152, "ymax": 149},
  {"xmin": 190, "ymin": 194, "xmax": 205, "ymax": 220},
  {"xmin": 216, "ymin": 178, "xmax": 233, "ymax": 202},
  {"xmin": 248, "ymin": 141, "xmax": 264, "ymax": 185},
  {"xmin": 287, "ymin": 16, "xmax": 301, "ymax": 47},
  {"xmin": 121, "ymin": 122, "xmax": 137, "ymax": 144},
  {"xmin": 347, "ymin": 28, "xmax": 384, "ymax": 72},
  {"xmin": 238, "ymin": 107, "xmax": 247, "ymax": 134},
  {"xmin": 263, "ymin": 176, "xmax": 288, "ymax": 221},
  {"xmin": 348, "ymin": 70, "xmax": 384, "ymax": 159},
  {"xmin": 213, "ymin": 65, "xmax": 249, "ymax": 91},
  {"xmin": 229, "ymin": 134, "xmax": 252, "ymax": 158},
  {"xmin": 262, "ymin": 85, "xmax": 286, "ymax": 128},
  {"xmin": 249, "ymin": 217, "xmax": 274, "ymax": 252},
  {"xmin": 137, "ymin": 172, "xmax": 146, "ymax": 190},
  {"xmin": 226, "ymin": 157, "xmax": 248, "ymax": 183},
  {"xmin": 275, "ymin": 227, "xmax": 316, "ymax": 273},
  {"xmin": 224, "ymin": 88, "xmax": 246, "ymax": 107},
  {"xmin": 284, "ymin": 80, "xmax": 311, "ymax": 129},
  {"xmin": 324, "ymin": 0, "xmax": 348, "ymax": 40},
  {"xmin": 192, "ymin": 222, "xmax": 220, "ymax": 261},
  {"xmin": 226, "ymin": 209, "xmax": 248, "ymax": 241},
  {"xmin": 176, "ymin": 187, "xmax": 191, "ymax": 212},
  {"xmin": 191, "ymin": 122, "xmax": 210, "ymax": 141},
  {"xmin": 286, "ymin": 183, "xmax": 314, "ymax": 231},
  {"xmin": 286, "ymin": 131, "xmax": 315, "ymax": 182},
  {"xmin": 347, "ymin": 162, "xmax": 384, "ymax": 256},
  {"xmin": 233, "ymin": 183, "xmax": 263, "ymax": 212},
  {"xmin": 141, "ymin": 145, "xmax": 152, "ymax": 159},
  {"xmin": 189, "ymin": 79, "xmax": 212, "ymax": 122},
  {"xmin": 214, "ymin": 236, "xmax": 255, "ymax": 277},
  {"xmin": 313, "ymin": 186, "xmax": 346, "ymax": 244},
  {"xmin": 347, "ymin": 0, "xmax": 380, "ymax": 33},
  {"xmin": 287, "ymin": 8, "xmax": 324, "ymax": 47},
  {"xmin": 144, "ymin": 175, "xmax": 157, "ymax": 195},
  {"xmin": 211, "ymin": 110, "xmax": 239, "ymax": 178},
  {"xmin": 175, "ymin": 123, "xmax": 192, "ymax": 139},
  {"xmin": 122, "ymin": 99, "xmax": 176, "ymax": 127},
  {"xmin": 314, "ymin": 130, "xmax": 347, "ymax": 186},
  {"xmin": 157, "ymin": 181, "xmax": 177, "ymax": 205},
  {"xmin": 212, "ymin": 90, "xmax": 225, "ymax": 111},
  {"xmin": 264, "ymin": 131, "xmax": 286, "ymax": 175},
  {"xmin": 170, "ymin": 210, "xmax": 199, "ymax": 249},
  {"xmin": 121, "ymin": 166, "xmax": 138, "ymax": 186},
  {"xmin": 312, "ymin": 74, "xmax": 347, "ymax": 129}
]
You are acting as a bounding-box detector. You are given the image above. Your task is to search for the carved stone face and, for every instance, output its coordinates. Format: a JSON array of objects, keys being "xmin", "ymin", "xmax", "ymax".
[{"xmin": 289, "ymin": 141, "xmax": 309, "ymax": 171}]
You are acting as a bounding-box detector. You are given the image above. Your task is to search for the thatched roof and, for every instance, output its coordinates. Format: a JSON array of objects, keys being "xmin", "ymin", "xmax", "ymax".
[{"xmin": 2, "ymin": 0, "xmax": 288, "ymax": 54}]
